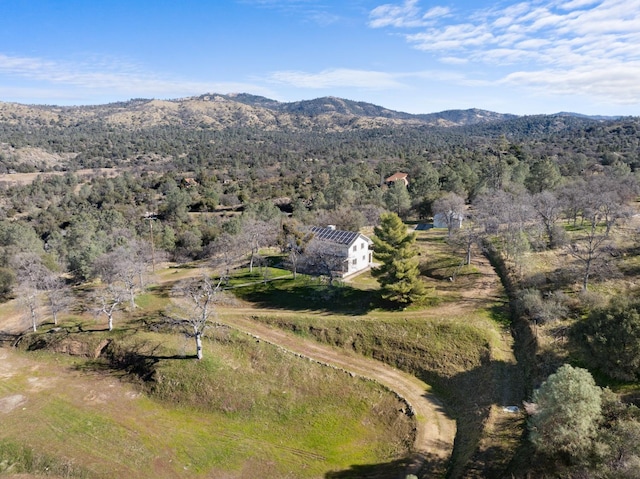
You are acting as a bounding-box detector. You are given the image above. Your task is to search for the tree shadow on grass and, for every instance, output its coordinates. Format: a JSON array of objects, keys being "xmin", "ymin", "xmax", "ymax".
[
  {"xmin": 325, "ymin": 451, "xmax": 449, "ymax": 479},
  {"xmin": 75, "ymin": 340, "xmax": 195, "ymax": 381},
  {"xmin": 146, "ymin": 283, "xmax": 173, "ymax": 298},
  {"xmin": 233, "ymin": 278, "xmax": 379, "ymax": 315},
  {"xmin": 0, "ymin": 330, "xmax": 20, "ymax": 347},
  {"xmin": 420, "ymin": 257, "xmax": 461, "ymax": 280}
]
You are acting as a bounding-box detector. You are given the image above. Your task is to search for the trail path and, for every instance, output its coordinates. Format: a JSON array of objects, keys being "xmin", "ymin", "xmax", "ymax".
[
  {"xmin": 217, "ymin": 309, "xmax": 456, "ymax": 474},
  {"xmin": 212, "ymin": 247, "xmax": 515, "ymax": 476},
  {"xmin": 0, "ymin": 246, "xmax": 514, "ymax": 476}
]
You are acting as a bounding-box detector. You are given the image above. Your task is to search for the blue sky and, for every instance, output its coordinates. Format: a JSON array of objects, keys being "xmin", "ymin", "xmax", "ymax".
[{"xmin": 0, "ymin": 0, "xmax": 638, "ymax": 115}]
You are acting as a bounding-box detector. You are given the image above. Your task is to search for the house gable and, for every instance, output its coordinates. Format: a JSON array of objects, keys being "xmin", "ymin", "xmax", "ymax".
[{"xmin": 307, "ymin": 226, "xmax": 373, "ymax": 277}]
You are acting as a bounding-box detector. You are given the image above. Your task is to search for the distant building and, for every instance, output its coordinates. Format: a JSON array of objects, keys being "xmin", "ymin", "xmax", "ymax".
[
  {"xmin": 384, "ymin": 172, "xmax": 409, "ymax": 187},
  {"xmin": 433, "ymin": 212, "xmax": 464, "ymax": 229},
  {"xmin": 305, "ymin": 226, "xmax": 373, "ymax": 278},
  {"xmin": 181, "ymin": 177, "xmax": 199, "ymax": 188}
]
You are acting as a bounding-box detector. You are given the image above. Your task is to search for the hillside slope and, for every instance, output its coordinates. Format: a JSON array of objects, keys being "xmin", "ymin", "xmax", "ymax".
[{"xmin": 0, "ymin": 94, "xmax": 516, "ymax": 132}]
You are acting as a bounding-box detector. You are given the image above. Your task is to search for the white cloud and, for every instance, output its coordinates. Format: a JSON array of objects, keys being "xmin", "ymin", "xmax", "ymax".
[
  {"xmin": 268, "ymin": 68, "xmax": 406, "ymax": 89},
  {"xmin": 268, "ymin": 67, "xmax": 486, "ymax": 91},
  {"xmin": 239, "ymin": 0, "xmax": 343, "ymax": 25},
  {"xmin": 0, "ymin": 53, "xmax": 273, "ymax": 102},
  {"xmin": 422, "ymin": 6, "xmax": 451, "ymax": 20},
  {"xmin": 369, "ymin": 0, "xmax": 640, "ymax": 105},
  {"xmin": 369, "ymin": 0, "xmax": 429, "ymax": 28},
  {"xmin": 502, "ymin": 62, "xmax": 640, "ymax": 104},
  {"xmin": 407, "ymin": 24, "xmax": 495, "ymax": 51},
  {"xmin": 559, "ymin": 0, "xmax": 600, "ymax": 10},
  {"xmin": 439, "ymin": 56, "xmax": 468, "ymax": 65}
]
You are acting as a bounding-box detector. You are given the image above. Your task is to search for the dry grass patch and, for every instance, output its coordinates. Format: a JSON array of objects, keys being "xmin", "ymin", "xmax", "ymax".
[{"xmin": 2, "ymin": 313, "xmax": 414, "ymax": 479}]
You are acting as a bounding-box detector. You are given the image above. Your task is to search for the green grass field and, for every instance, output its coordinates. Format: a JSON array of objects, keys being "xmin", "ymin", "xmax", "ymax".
[
  {"xmin": 1, "ymin": 329, "xmax": 412, "ymax": 478},
  {"xmin": 1, "ymin": 228, "xmax": 519, "ymax": 478}
]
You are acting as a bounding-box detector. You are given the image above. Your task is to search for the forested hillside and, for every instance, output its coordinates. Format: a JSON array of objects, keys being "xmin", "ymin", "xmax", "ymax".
[{"xmin": 1, "ymin": 94, "xmax": 640, "ymax": 478}]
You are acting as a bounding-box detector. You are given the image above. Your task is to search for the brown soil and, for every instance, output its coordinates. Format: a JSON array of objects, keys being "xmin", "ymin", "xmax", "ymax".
[{"xmin": 218, "ymin": 308, "xmax": 457, "ymax": 475}]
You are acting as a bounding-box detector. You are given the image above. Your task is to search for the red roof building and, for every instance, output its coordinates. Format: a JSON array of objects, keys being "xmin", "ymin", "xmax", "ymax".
[{"xmin": 384, "ymin": 172, "xmax": 409, "ymax": 187}]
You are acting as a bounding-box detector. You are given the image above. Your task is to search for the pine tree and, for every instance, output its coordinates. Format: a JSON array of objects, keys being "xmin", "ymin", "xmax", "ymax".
[{"xmin": 371, "ymin": 212, "xmax": 426, "ymax": 307}]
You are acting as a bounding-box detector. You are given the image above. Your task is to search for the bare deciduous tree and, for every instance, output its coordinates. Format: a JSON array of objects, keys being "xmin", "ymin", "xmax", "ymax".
[
  {"xmin": 279, "ymin": 221, "xmax": 313, "ymax": 279},
  {"xmin": 240, "ymin": 218, "xmax": 278, "ymax": 273},
  {"xmin": 92, "ymin": 283, "xmax": 125, "ymax": 331},
  {"xmin": 568, "ymin": 212, "xmax": 611, "ymax": 292},
  {"xmin": 12, "ymin": 253, "xmax": 49, "ymax": 331},
  {"xmin": 532, "ymin": 190, "xmax": 565, "ymax": 248},
  {"xmin": 206, "ymin": 233, "xmax": 244, "ymax": 283},
  {"xmin": 432, "ymin": 192, "xmax": 466, "ymax": 238},
  {"xmin": 168, "ymin": 275, "xmax": 222, "ymax": 360},
  {"xmin": 92, "ymin": 242, "xmax": 151, "ymax": 311},
  {"xmin": 560, "ymin": 175, "xmax": 634, "ymax": 290},
  {"xmin": 450, "ymin": 219, "xmax": 482, "ymax": 267},
  {"xmin": 473, "ymin": 190, "xmax": 535, "ymax": 277},
  {"xmin": 42, "ymin": 273, "xmax": 72, "ymax": 326},
  {"xmin": 16, "ymin": 283, "xmax": 40, "ymax": 332},
  {"xmin": 300, "ymin": 240, "xmax": 346, "ymax": 285}
]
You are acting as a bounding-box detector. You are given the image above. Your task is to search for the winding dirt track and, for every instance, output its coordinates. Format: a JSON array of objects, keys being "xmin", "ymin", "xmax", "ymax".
[
  {"xmin": 0, "ymin": 262, "xmax": 459, "ymax": 476},
  {"xmin": 217, "ymin": 309, "xmax": 457, "ymax": 475}
]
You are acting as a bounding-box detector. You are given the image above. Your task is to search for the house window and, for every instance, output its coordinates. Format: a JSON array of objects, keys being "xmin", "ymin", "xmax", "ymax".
[
  {"xmin": 352, "ymin": 259, "xmax": 357, "ymax": 265},
  {"xmin": 361, "ymin": 243, "xmax": 365, "ymax": 250},
  {"xmin": 353, "ymin": 245, "xmax": 357, "ymax": 252}
]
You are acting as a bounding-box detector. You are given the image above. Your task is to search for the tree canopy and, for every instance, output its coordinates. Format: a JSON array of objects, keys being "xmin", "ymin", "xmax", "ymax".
[
  {"xmin": 579, "ymin": 299, "xmax": 640, "ymax": 381},
  {"xmin": 371, "ymin": 212, "xmax": 426, "ymax": 307},
  {"xmin": 528, "ymin": 364, "xmax": 603, "ymax": 460}
]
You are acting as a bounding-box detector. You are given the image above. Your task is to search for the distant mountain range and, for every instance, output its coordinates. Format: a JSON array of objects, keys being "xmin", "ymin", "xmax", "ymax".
[
  {"xmin": 0, "ymin": 93, "xmax": 637, "ymax": 174},
  {"xmin": 0, "ymin": 93, "xmax": 626, "ymax": 133},
  {"xmin": 554, "ymin": 111, "xmax": 623, "ymax": 121}
]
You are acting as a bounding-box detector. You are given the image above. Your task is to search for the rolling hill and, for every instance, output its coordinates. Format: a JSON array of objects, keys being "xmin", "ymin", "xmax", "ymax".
[{"xmin": 0, "ymin": 94, "xmax": 517, "ymax": 131}]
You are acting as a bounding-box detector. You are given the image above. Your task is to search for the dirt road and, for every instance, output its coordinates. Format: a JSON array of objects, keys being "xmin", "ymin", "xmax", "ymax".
[
  {"xmin": 217, "ymin": 310, "xmax": 457, "ymax": 475},
  {"xmin": 3, "ymin": 251, "xmax": 505, "ymax": 476}
]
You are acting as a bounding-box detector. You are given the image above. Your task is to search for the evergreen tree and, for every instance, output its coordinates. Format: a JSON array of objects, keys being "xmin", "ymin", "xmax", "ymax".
[
  {"xmin": 525, "ymin": 157, "xmax": 562, "ymax": 194},
  {"xmin": 383, "ymin": 181, "xmax": 411, "ymax": 217},
  {"xmin": 579, "ymin": 299, "xmax": 640, "ymax": 381},
  {"xmin": 527, "ymin": 364, "xmax": 602, "ymax": 461},
  {"xmin": 371, "ymin": 212, "xmax": 426, "ymax": 307}
]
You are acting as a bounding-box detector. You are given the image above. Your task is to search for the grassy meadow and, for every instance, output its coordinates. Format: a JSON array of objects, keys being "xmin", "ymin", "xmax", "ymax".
[
  {"xmin": 223, "ymin": 228, "xmax": 522, "ymax": 478},
  {"xmin": 1, "ymin": 328, "xmax": 412, "ymax": 478},
  {"xmin": 1, "ymin": 227, "xmax": 520, "ymax": 478}
]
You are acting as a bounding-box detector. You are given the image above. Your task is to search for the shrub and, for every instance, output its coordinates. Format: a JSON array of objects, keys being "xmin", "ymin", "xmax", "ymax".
[
  {"xmin": 0, "ymin": 267, "xmax": 15, "ymax": 298},
  {"xmin": 578, "ymin": 299, "xmax": 640, "ymax": 381},
  {"xmin": 528, "ymin": 364, "xmax": 602, "ymax": 461},
  {"xmin": 515, "ymin": 288, "xmax": 568, "ymax": 324}
]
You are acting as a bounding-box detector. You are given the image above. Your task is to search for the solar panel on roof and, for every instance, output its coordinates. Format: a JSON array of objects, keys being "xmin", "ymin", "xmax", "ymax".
[{"xmin": 309, "ymin": 226, "xmax": 359, "ymax": 245}]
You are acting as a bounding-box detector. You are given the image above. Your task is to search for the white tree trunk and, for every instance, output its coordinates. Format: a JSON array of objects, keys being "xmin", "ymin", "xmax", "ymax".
[
  {"xmin": 195, "ymin": 332, "xmax": 203, "ymax": 360},
  {"xmin": 30, "ymin": 305, "xmax": 37, "ymax": 332},
  {"xmin": 130, "ymin": 290, "xmax": 136, "ymax": 310}
]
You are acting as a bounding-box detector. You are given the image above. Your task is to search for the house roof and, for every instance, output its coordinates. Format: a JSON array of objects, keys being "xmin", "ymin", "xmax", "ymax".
[
  {"xmin": 385, "ymin": 172, "xmax": 409, "ymax": 183},
  {"xmin": 309, "ymin": 226, "xmax": 369, "ymax": 246}
]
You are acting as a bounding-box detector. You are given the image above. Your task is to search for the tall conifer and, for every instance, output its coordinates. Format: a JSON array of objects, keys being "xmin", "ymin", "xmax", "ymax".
[{"xmin": 372, "ymin": 213, "xmax": 426, "ymax": 307}]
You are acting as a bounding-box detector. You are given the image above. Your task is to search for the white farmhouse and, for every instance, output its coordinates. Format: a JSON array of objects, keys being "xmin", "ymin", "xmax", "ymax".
[{"xmin": 307, "ymin": 226, "xmax": 373, "ymax": 278}]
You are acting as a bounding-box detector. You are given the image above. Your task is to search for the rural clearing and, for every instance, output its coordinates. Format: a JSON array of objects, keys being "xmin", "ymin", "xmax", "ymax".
[{"xmin": 0, "ymin": 235, "xmax": 519, "ymax": 477}]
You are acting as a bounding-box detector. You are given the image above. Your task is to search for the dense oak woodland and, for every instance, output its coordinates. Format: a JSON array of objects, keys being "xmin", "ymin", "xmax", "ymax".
[{"xmin": 2, "ymin": 94, "xmax": 640, "ymax": 477}]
